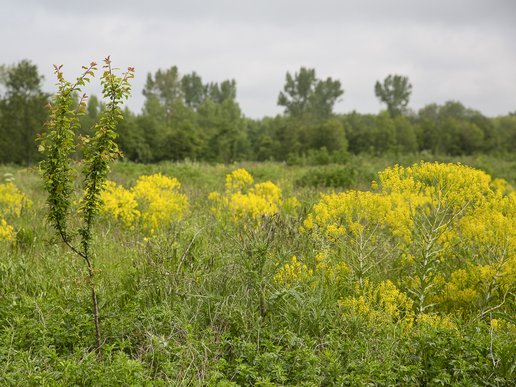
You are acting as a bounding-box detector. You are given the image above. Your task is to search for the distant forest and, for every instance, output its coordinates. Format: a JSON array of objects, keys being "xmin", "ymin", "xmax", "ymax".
[{"xmin": 1, "ymin": 60, "xmax": 515, "ymax": 166}]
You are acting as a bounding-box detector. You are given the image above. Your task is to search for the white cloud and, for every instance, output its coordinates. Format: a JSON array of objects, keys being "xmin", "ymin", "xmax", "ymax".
[{"xmin": 1, "ymin": 0, "xmax": 515, "ymax": 117}]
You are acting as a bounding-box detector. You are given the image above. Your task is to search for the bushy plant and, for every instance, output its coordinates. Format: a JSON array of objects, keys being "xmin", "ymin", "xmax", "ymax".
[
  {"xmin": 295, "ymin": 164, "xmax": 357, "ymax": 189},
  {"xmin": 0, "ymin": 182, "xmax": 32, "ymax": 241},
  {"xmin": 295, "ymin": 161, "xmax": 515, "ymax": 323},
  {"xmin": 38, "ymin": 57, "xmax": 134, "ymax": 355},
  {"xmin": 209, "ymin": 168, "xmax": 299, "ymax": 225},
  {"xmin": 100, "ymin": 173, "xmax": 189, "ymax": 232}
]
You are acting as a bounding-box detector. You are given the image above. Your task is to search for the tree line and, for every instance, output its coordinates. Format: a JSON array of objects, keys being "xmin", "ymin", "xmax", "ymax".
[{"xmin": 1, "ymin": 60, "xmax": 515, "ymax": 165}]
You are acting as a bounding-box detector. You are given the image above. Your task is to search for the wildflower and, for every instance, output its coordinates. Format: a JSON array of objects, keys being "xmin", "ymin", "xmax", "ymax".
[
  {"xmin": 100, "ymin": 181, "xmax": 140, "ymax": 227},
  {"xmin": 0, "ymin": 218, "xmax": 14, "ymax": 241},
  {"xmin": 0, "ymin": 182, "xmax": 31, "ymax": 242},
  {"xmin": 100, "ymin": 174, "xmax": 189, "ymax": 232},
  {"xmin": 0, "ymin": 182, "xmax": 33, "ymax": 217},
  {"xmin": 209, "ymin": 168, "xmax": 299, "ymax": 224},
  {"xmin": 339, "ymin": 279, "xmax": 414, "ymax": 324},
  {"xmin": 274, "ymin": 256, "xmax": 314, "ymax": 287},
  {"xmin": 132, "ymin": 174, "xmax": 189, "ymax": 231},
  {"xmin": 225, "ymin": 168, "xmax": 253, "ymax": 193}
]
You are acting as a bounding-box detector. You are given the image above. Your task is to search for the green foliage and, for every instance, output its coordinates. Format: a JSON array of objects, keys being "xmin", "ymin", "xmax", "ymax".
[
  {"xmin": 278, "ymin": 66, "xmax": 343, "ymax": 121},
  {"xmin": 1, "ymin": 60, "xmax": 515, "ymax": 164},
  {"xmin": 0, "ymin": 158, "xmax": 515, "ymax": 384},
  {"xmin": 79, "ymin": 58, "xmax": 134, "ymax": 254},
  {"xmin": 138, "ymin": 66, "xmax": 247, "ymax": 163},
  {"xmin": 375, "ymin": 74, "xmax": 412, "ymax": 117},
  {"xmin": 37, "ymin": 57, "xmax": 134, "ymax": 355},
  {"xmin": 295, "ymin": 164, "xmax": 357, "ymax": 188},
  {"xmin": 0, "ymin": 60, "xmax": 48, "ymax": 165}
]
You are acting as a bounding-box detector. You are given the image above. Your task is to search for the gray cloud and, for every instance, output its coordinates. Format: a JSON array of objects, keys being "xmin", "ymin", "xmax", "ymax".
[{"xmin": 1, "ymin": 0, "xmax": 515, "ymax": 117}]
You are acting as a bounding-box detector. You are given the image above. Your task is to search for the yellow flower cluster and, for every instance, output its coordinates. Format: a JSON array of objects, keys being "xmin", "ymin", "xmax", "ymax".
[
  {"xmin": 299, "ymin": 161, "xmax": 515, "ymax": 322},
  {"xmin": 438, "ymin": 260, "xmax": 515, "ymax": 316},
  {"xmin": 274, "ymin": 251, "xmax": 351, "ymax": 289},
  {"xmin": 302, "ymin": 190, "xmax": 415, "ymax": 244},
  {"xmin": 132, "ymin": 174, "xmax": 188, "ymax": 231},
  {"xmin": 416, "ymin": 314, "xmax": 456, "ymax": 330},
  {"xmin": 101, "ymin": 181, "xmax": 140, "ymax": 227},
  {"xmin": 0, "ymin": 182, "xmax": 32, "ymax": 241},
  {"xmin": 274, "ymin": 256, "xmax": 314, "ymax": 288},
  {"xmin": 459, "ymin": 194, "xmax": 516, "ymax": 254},
  {"xmin": 338, "ymin": 280, "xmax": 459, "ymax": 330},
  {"xmin": 442, "ymin": 265, "xmax": 494, "ymax": 307},
  {"xmin": 100, "ymin": 174, "xmax": 188, "ymax": 232},
  {"xmin": 0, "ymin": 182, "xmax": 32, "ymax": 217},
  {"xmin": 339, "ymin": 280, "xmax": 414, "ymax": 324},
  {"xmin": 376, "ymin": 162, "xmax": 493, "ymax": 211},
  {"xmin": 0, "ymin": 218, "xmax": 14, "ymax": 241},
  {"xmin": 210, "ymin": 168, "xmax": 299, "ymax": 224},
  {"xmin": 314, "ymin": 250, "xmax": 350, "ymax": 284},
  {"xmin": 225, "ymin": 168, "xmax": 254, "ymax": 192}
]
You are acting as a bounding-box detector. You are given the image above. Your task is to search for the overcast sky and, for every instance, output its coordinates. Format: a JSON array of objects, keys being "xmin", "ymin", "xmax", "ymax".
[{"xmin": 1, "ymin": 0, "xmax": 515, "ymax": 118}]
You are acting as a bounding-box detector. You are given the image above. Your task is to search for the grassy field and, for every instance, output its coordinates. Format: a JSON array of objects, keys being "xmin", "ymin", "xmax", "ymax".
[{"xmin": 0, "ymin": 154, "xmax": 515, "ymax": 385}]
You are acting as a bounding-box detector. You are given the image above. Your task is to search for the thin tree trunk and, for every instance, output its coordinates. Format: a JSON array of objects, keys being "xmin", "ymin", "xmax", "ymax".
[{"xmin": 90, "ymin": 284, "xmax": 101, "ymax": 356}]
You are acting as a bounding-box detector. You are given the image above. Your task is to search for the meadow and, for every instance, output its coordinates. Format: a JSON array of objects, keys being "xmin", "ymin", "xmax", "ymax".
[{"xmin": 0, "ymin": 154, "xmax": 515, "ymax": 386}]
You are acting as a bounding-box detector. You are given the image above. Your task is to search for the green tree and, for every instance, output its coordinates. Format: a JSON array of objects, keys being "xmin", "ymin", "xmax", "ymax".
[
  {"xmin": 140, "ymin": 67, "xmax": 247, "ymax": 162},
  {"xmin": 393, "ymin": 115, "xmax": 418, "ymax": 153},
  {"xmin": 181, "ymin": 71, "xmax": 207, "ymax": 110},
  {"xmin": 208, "ymin": 79, "xmax": 237, "ymax": 103},
  {"xmin": 141, "ymin": 67, "xmax": 204, "ymax": 161},
  {"xmin": 278, "ymin": 67, "xmax": 343, "ymax": 121},
  {"xmin": 416, "ymin": 103, "xmax": 445, "ymax": 153},
  {"xmin": 0, "ymin": 60, "xmax": 48, "ymax": 165},
  {"xmin": 309, "ymin": 118, "xmax": 348, "ymax": 153},
  {"xmin": 417, "ymin": 101, "xmax": 490, "ymax": 155},
  {"xmin": 198, "ymin": 97, "xmax": 248, "ymax": 162},
  {"xmin": 38, "ymin": 58, "xmax": 134, "ymax": 355},
  {"xmin": 493, "ymin": 115, "xmax": 516, "ymax": 152},
  {"xmin": 375, "ymin": 74, "xmax": 412, "ymax": 117},
  {"xmin": 117, "ymin": 107, "xmax": 152, "ymax": 162},
  {"xmin": 143, "ymin": 66, "xmax": 182, "ymax": 121},
  {"xmin": 342, "ymin": 112, "xmax": 377, "ymax": 154},
  {"xmin": 373, "ymin": 112, "xmax": 396, "ymax": 154}
]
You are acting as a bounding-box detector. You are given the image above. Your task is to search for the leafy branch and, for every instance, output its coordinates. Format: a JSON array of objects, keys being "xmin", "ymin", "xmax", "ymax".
[{"xmin": 38, "ymin": 57, "xmax": 134, "ymax": 356}]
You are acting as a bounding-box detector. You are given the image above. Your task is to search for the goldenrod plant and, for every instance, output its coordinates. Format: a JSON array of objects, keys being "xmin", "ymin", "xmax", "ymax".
[
  {"xmin": 0, "ymin": 182, "xmax": 32, "ymax": 241},
  {"xmin": 209, "ymin": 168, "xmax": 299, "ymax": 225},
  {"xmin": 38, "ymin": 57, "xmax": 134, "ymax": 356},
  {"xmin": 298, "ymin": 161, "xmax": 515, "ymax": 323},
  {"xmin": 99, "ymin": 173, "xmax": 189, "ymax": 232}
]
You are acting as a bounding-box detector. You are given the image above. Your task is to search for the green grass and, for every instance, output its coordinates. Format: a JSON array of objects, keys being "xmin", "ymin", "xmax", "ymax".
[{"xmin": 1, "ymin": 154, "xmax": 515, "ymax": 385}]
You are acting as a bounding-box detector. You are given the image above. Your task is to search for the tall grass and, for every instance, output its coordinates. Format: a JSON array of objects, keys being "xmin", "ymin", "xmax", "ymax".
[{"xmin": 0, "ymin": 155, "xmax": 515, "ymax": 385}]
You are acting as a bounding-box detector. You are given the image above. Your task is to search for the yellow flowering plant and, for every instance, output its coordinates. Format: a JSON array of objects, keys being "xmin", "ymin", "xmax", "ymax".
[
  {"xmin": 338, "ymin": 279, "xmax": 414, "ymax": 325},
  {"xmin": 274, "ymin": 250, "xmax": 351, "ymax": 292},
  {"xmin": 209, "ymin": 168, "xmax": 299, "ymax": 226},
  {"xmin": 0, "ymin": 182, "xmax": 32, "ymax": 241},
  {"xmin": 374, "ymin": 162, "xmax": 507, "ymax": 315},
  {"xmin": 301, "ymin": 161, "xmax": 515, "ymax": 322},
  {"xmin": 301, "ymin": 190, "xmax": 405, "ymax": 286},
  {"xmin": 100, "ymin": 174, "xmax": 189, "ymax": 233},
  {"xmin": 132, "ymin": 174, "xmax": 189, "ymax": 232},
  {"xmin": 0, "ymin": 218, "xmax": 15, "ymax": 241},
  {"xmin": 0, "ymin": 182, "xmax": 33, "ymax": 217},
  {"xmin": 100, "ymin": 181, "xmax": 140, "ymax": 228},
  {"xmin": 274, "ymin": 255, "xmax": 314, "ymax": 288}
]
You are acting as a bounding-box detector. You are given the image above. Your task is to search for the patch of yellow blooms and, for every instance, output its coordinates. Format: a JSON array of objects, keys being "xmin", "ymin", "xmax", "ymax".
[
  {"xmin": 274, "ymin": 256, "xmax": 314, "ymax": 288},
  {"xmin": 0, "ymin": 182, "xmax": 32, "ymax": 241},
  {"xmin": 100, "ymin": 174, "xmax": 188, "ymax": 232},
  {"xmin": 277, "ymin": 162, "xmax": 515, "ymax": 326},
  {"xmin": 209, "ymin": 168, "xmax": 300, "ymax": 224},
  {"xmin": 274, "ymin": 250, "xmax": 351, "ymax": 289}
]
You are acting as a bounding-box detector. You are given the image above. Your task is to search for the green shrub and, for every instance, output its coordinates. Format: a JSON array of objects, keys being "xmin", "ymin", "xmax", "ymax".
[{"xmin": 295, "ymin": 164, "xmax": 357, "ymax": 189}]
